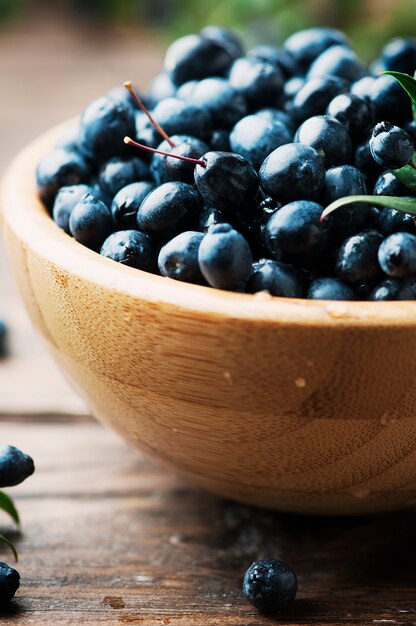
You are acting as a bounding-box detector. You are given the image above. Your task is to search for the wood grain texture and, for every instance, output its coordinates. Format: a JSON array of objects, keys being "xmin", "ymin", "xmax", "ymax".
[
  {"xmin": 3, "ymin": 125, "xmax": 416, "ymax": 515},
  {"xmin": 1, "ymin": 418, "xmax": 416, "ymax": 626}
]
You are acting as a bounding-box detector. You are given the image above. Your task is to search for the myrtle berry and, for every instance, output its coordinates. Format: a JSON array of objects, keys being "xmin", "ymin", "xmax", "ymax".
[
  {"xmin": 323, "ymin": 165, "xmax": 368, "ymax": 238},
  {"xmin": 381, "ymin": 38, "xmax": 416, "ymax": 74},
  {"xmin": 111, "ymin": 182, "xmax": 155, "ymax": 229},
  {"xmin": 151, "ymin": 97, "xmax": 212, "ymax": 140},
  {"xmin": 98, "ymin": 156, "xmax": 150, "ymax": 199},
  {"xmin": 137, "ymin": 182, "xmax": 201, "ymax": 238},
  {"xmin": 100, "ymin": 230, "xmax": 153, "ymax": 271},
  {"xmin": 369, "ymin": 278, "xmax": 402, "ymax": 301},
  {"xmin": 290, "ymin": 76, "xmax": 348, "ymax": 124},
  {"xmin": 69, "ymin": 195, "xmax": 113, "ymax": 251},
  {"xmin": 326, "ymin": 92, "xmax": 373, "ymax": 139},
  {"xmin": 0, "ymin": 563, "xmax": 20, "ymax": 605},
  {"xmin": 228, "ymin": 57, "xmax": 284, "ymax": 109},
  {"xmin": 284, "ymin": 27, "xmax": 349, "ymax": 70},
  {"xmin": 336, "ymin": 230, "xmax": 384, "ymax": 285},
  {"xmin": 369, "ymin": 122, "xmax": 414, "ymax": 170},
  {"xmin": 246, "ymin": 260, "xmax": 303, "ymax": 297},
  {"xmin": 307, "ymin": 277, "xmax": 357, "ymax": 300},
  {"xmin": 158, "ymin": 231, "xmax": 204, "ymax": 283},
  {"xmin": 377, "ymin": 208, "xmax": 416, "ymax": 236},
  {"xmin": 373, "ymin": 171, "xmax": 409, "ymax": 196},
  {"xmin": 198, "ymin": 224, "xmax": 252, "ymax": 290},
  {"xmin": 295, "ymin": 115, "xmax": 352, "ymax": 168},
  {"xmin": 378, "ymin": 232, "xmax": 416, "ymax": 278},
  {"xmin": 370, "ymin": 75, "xmax": 412, "ymax": 126},
  {"xmin": 307, "ymin": 45, "xmax": 365, "ymax": 82},
  {"xmin": 53, "ymin": 184, "xmax": 104, "ymax": 234},
  {"xmin": 190, "ymin": 78, "xmax": 248, "ymax": 129},
  {"xmin": 200, "ymin": 25, "xmax": 244, "ymax": 60},
  {"xmin": 0, "ymin": 445, "xmax": 34, "ymax": 488},
  {"xmin": 36, "ymin": 148, "xmax": 91, "ymax": 209},
  {"xmin": 230, "ymin": 114, "xmax": 292, "ymax": 169},
  {"xmin": 243, "ymin": 558, "xmax": 297, "ymax": 613},
  {"xmin": 209, "ymin": 129, "xmax": 231, "ymax": 152},
  {"xmin": 164, "ymin": 34, "xmax": 233, "ymax": 86}
]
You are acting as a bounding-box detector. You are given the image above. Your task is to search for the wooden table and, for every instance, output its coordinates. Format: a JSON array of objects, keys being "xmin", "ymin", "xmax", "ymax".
[{"xmin": 0, "ymin": 416, "xmax": 415, "ymax": 626}]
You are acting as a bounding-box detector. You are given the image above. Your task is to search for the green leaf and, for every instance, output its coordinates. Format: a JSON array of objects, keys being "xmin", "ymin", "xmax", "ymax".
[
  {"xmin": 0, "ymin": 534, "xmax": 18, "ymax": 562},
  {"xmin": 321, "ymin": 195, "xmax": 416, "ymax": 221},
  {"xmin": 393, "ymin": 154, "xmax": 416, "ymax": 192},
  {"xmin": 382, "ymin": 70, "xmax": 416, "ymax": 107},
  {"xmin": 0, "ymin": 491, "xmax": 20, "ymax": 526}
]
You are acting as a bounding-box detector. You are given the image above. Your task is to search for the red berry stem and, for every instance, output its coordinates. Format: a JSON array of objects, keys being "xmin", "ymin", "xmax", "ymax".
[
  {"xmin": 124, "ymin": 81, "xmax": 176, "ymax": 149},
  {"xmin": 124, "ymin": 137, "xmax": 206, "ymax": 166},
  {"xmin": 407, "ymin": 160, "xmax": 416, "ymax": 171}
]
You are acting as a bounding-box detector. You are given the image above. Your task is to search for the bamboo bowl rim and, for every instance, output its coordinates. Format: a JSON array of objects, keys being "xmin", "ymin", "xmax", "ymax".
[{"xmin": 3, "ymin": 119, "xmax": 416, "ymax": 328}]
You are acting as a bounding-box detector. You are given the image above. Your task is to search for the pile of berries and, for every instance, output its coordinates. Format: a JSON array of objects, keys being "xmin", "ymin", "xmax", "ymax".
[
  {"xmin": 37, "ymin": 27, "xmax": 416, "ymax": 300},
  {"xmin": 0, "ymin": 445, "xmax": 35, "ymax": 605}
]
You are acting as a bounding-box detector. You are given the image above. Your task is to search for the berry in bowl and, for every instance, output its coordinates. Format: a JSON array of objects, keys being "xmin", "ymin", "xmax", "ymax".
[{"xmin": 3, "ymin": 26, "xmax": 416, "ymax": 515}]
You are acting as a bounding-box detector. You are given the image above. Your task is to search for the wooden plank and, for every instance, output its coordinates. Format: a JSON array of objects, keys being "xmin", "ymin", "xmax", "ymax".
[{"xmin": 0, "ymin": 418, "xmax": 415, "ymax": 625}]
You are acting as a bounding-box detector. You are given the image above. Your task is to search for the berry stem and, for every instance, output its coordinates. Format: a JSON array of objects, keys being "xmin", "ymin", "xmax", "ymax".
[
  {"xmin": 124, "ymin": 81, "xmax": 176, "ymax": 149},
  {"xmin": 124, "ymin": 137, "xmax": 206, "ymax": 166},
  {"xmin": 407, "ymin": 160, "xmax": 416, "ymax": 171}
]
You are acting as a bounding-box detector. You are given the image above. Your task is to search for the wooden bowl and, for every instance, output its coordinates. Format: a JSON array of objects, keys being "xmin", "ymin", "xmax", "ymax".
[{"xmin": 3, "ymin": 122, "xmax": 416, "ymax": 516}]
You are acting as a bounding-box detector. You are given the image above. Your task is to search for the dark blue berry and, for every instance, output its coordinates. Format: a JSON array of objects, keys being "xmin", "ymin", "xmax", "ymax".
[
  {"xmin": 295, "ymin": 115, "xmax": 352, "ymax": 168},
  {"xmin": 158, "ymin": 231, "xmax": 204, "ymax": 283},
  {"xmin": 164, "ymin": 34, "xmax": 233, "ymax": 86},
  {"xmin": 137, "ymin": 182, "xmax": 201, "ymax": 238},
  {"xmin": 290, "ymin": 76, "xmax": 348, "ymax": 124},
  {"xmin": 350, "ymin": 75, "xmax": 376, "ymax": 98},
  {"xmin": 370, "ymin": 75, "xmax": 412, "ymax": 126},
  {"xmin": 111, "ymin": 182, "xmax": 155, "ymax": 229},
  {"xmin": 100, "ymin": 230, "xmax": 153, "ymax": 270},
  {"xmin": 200, "ymin": 26, "xmax": 244, "ymax": 60},
  {"xmin": 369, "ymin": 278, "xmax": 402, "ymax": 301},
  {"xmin": 377, "ymin": 208, "xmax": 416, "ymax": 236},
  {"xmin": 36, "ymin": 148, "xmax": 91, "ymax": 209},
  {"xmin": 323, "ymin": 165, "xmax": 368, "ymax": 238},
  {"xmin": 198, "ymin": 224, "xmax": 252, "ymax": 290},
  {"xmin": 52, "ymin": 184, "xmax": 96, "ymax": 234},
  {"xmin": 265, "ymin": 200, "xmax": 330, "ymax": 257},
  {"xmin": 0, "ymin": 562, "xmax": 20, "ymax": 604},
  {"xmin": 336, "ymin": 230, "xmax": 384, "ymax": 284},
  {"xmin": 246, "ymin": 260, "xmax": 303, "ymax": 297},
  {"xmin": 307, "ymin": 45, "xmax": 365, "ymax": 82},
  {"xmin": 151, "ymin": 97, "xmax": 212, "ymax": 140},
  {"xmin": 69, "ymin": 195, "xmax": 113, "ymax": 250},
  {"xmin": 209, "ymin": 129, "xmax": 231, "ymax": 152},
  {"xmin": 98, "ymin": 156, "xmax": 150, "ymax": 199},
  {"xmin": 248, "ymin": 45, "xmax": 298, "ymax": 78},
  {"xmin": 190, "ymin": 78, "xmax": 248, "ymax": 129},
  {"xmin": 381, "ymin": 38, "xmax": 416, "ymax": 74},
  {"xmin": 307, "ymin": 277, "xmax": 357, "ymax": 300},
  {"xmin": 230, "ymin": 114, "xmax": 292, "ymax": 170},
  {"xmin": 228, "ymin": 57, "xmax": 284, "ymax": 110},
  {"xmin": 283, "ymin": 76, "xmax": 306, "ymax": 101},
  {"xmin": 404, "ymin": 120, "xmax": 416, "ymax": 145},
  {"xmin": 78, "ymin": 96, "xmax": 135, "ymax": 162},
  {"xmin": 378, "ymin": 232, "xmax": 416, "ymax": 278},
  {"xmin": 370, "ymin": 121, "xmax": 414, "ymax": 170},
  {"xmin": 284, "ymin": 27, "xmax": 349, "ymax": 70},
  {"xmin": 0, "ymin": 445, "xmax": 35, "ymax": 488},
  {"xmin": 150, "ymin": 135, "xmax": 208, "ymax": 185},
  {"xmin": 373, "ymin": 170, "xmax": 409, "ymax": 196},
  {"xmin": 243, "ymin": 558, "xmax": 297, "ymax": 614},
  {"xmin": 147, "ymin": 72, "xmax": 176, "ymax": 108},
  {"xmin": 326, "ymin": 93, "xmax": 374, "ymax": 139},
  {"xmin": 194, "ymin": 151, "xmax": 259, "ymax": 217},
  {"xmin": 259, "ymin": 143, "xmax": 325, "ymax": 202},
  {"xmin": 354, "ymin": 140, "xmax": 383, "ymax": 185},
  {"xmin": 256, "ymin": 108, "xmax": 296, "ymax": 134}
]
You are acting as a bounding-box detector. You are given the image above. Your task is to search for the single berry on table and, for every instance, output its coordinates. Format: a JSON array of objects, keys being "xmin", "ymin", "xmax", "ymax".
[
  {"xmin": 243, "ymin": 558, "xmax": 297, "ymax": 613},
  {"xmin": 0, "ymin": 445, "xmax": 35, "ymax": 488}
]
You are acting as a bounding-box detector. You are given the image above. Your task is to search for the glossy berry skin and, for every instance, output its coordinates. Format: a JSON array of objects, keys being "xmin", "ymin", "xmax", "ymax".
[
  {"xmin": 246, "ymin": 260, "xmax": 303, "ymax": 297},
  {"xmin": 373, "ymin": 171, "xmax": 409, "ymax": 196},
  {"xmin": 158, "ymin": 231, "xmax": 204, "ymax": 283},
  {"xmin": 164, "ymin": 34, "xmax": 233, "ymax": 86},
  {"xmin": 53, "ymin": 184, "xmax": 96, "ymax": 234},
  {"xmin": 369, "ymin": 122, "xmax": 414, "ymax": 170},
  {"xmin": 336, "ymin": 230, "xmax": 384, "ymax": 285},
  {"xmin": 290, "ymin": 76, "xmax": 348, "ymax": 124},
  {"xmin": 259, "ymin": 143, "xmax": 325, "ymax": 203},
  {"xmin": 198, "ymin": 207, "xmax": 228, "ymax": 232},
  {"xmin": 209, "ymin": 129, "xmax": 231, "ymax": 152},
  {"xmin": 381, "ymin": 38, "xmax": 416, "ymax": 74},
  {"xmin": 326, "ymin": 93, "xmax": 373, "ymax": 139},
  {"xmin": 284, "ymin": 27, "xmax": 349, "ymax": 70},
  {"xmin": 200, "ymin": 26, "xmax": 244, "ymax": 60},
  {"xmin": 369, "ymin": 278, "xmax": 402, "ymax": 301},
  {"xmin": 151, "ymin": 97, "xmax": 212, "ymax": 140},
  {"xmin": 147, "ymin": 72, "xmax": 176, "ymax": 108},
  {"xmin": 36, "ymin": 148, "xmax": 91, "ymax": 209},
  {"xmin": 257, "ymin": 108, "xmax": 296, "ymax": 134},
  {"xmin": 0, "ymin": 445, "xmax": 35, "ymax": 488},
  {"xmin": 377, "ymin": 208, "xmax": 416, "ymax": 236},
  {"xmin": 98, "ymin": 157, "xmax": 150, "ymax": 199},
  {"xmin": 150, "ymin": 135, "xmax": 208, "ymax": 185},
  {"xmin": 295, "ymin": 115, "xmax": 352, "ymax": 168},
  {"xmin": 228, "ymin": 57, "xmax": 284, "ymax": 110},
  {"xmin": 194, "ymin": 151, "xmax": 259, "ymax": 217},
  {"xmin": 378, "ymin": 232, "xmax": 416, "ymax": 278},
  {"xmin": 0, "ymin": 320, "xmax": 7, "ymax": 358},
  {"xmin": 307, "ymin": 277, "xmax": 357, "ymax": 300},
  {"xmin": 111, "ymin": 182, "xmax": 155, "ymax": 229},
  {"xmin": 323, "ymin": 165, "xmax": 368, "ymax": 238},
  {"xmin": 350, "ymin": 75, "xmax": 376, "ymax": 99},
  {"xmin": 265, "ymin": 200, "xmax": 330, "ymax": 257},
  {"xmin": 198, "ymin": 224, "xmax": 252, "ymax": 290},
  {"xmin": 69, "ymin": 195, "xmax": 113, "ymax": 251},
  {"xmin": 0, "ymin": 562, "xmax": 20, "ymax": 604},
  {"xmin": 100, "ymin": 230, "xmax": 153, "ymax": 270},
  {"xmin": 354, "ymin": 141, "xmax": 383, "ymax": 185},
  {"xmin": 243, "ymin": 559, "xmax": 297, "ymax": 614},
  {"xmin": 78, "ymin": 96, "xmax": 135, "ymax": 162},
  {"xmin": 248, "ymin": 45, "xmax": 298, "ymax": 78},
  {"xmin": 137, "ymin": 182, "xmax": 201, "ymax": 238},
  {"xmin": 230, "ymin": 114, "xmax": 292, "ymax": 170},
  {"xmin": 369, "ymin": 75, "xmax": 412, "ymax": 126},
  {"xmin": 190, "ymin": 78, "xmax": 248, "ymax": 129},
  {"xmin": 307, "ymin": 45, "xmax": 365, "ymax": 82},
  {"xmin": 283, "ymin": 76, "xmax": 306, "ymax": 101}
]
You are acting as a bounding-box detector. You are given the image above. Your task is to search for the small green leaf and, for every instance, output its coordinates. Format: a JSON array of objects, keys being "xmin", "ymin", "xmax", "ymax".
[
  {"xmin": 393, "ymin": 154, "xmax": 416, "ymax": 192},
  {"xmin": 382, "ymin": 70, "xmax": 416, "ymax": 107},
  {"xmin": 0, "ymin": 534, "xmax": 18, "ymax": 562},
  {"xmin": 321, "ymin": 195, "xmax": 416, "ymax": 221},
  {"xmin": 0, "ymin": 491, "xmax": 20, "ymax": 526}
]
